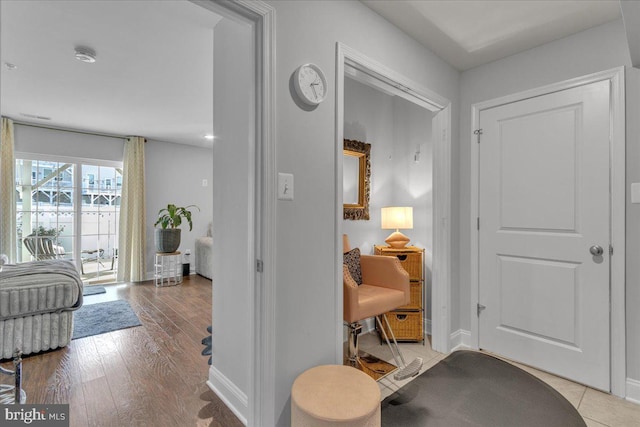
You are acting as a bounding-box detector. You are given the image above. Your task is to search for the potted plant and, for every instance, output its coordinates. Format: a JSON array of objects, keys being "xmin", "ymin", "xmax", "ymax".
[
  {"xmin": 154, "ymin": 204, "xmax": 199, "ymax": 253},
  {"xmin": 28, "ymin": 225, "xmax": 66, "ymax": 238}
]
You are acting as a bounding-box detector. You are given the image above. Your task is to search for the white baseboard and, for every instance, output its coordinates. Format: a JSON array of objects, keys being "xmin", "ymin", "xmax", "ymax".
[
  {"xmin": 425, "ymin": 318, "xmax": 432, "ymax": 335},
  {"xmin": 626, "ymin": 378, "xmax": 640, "ymax": 404},
  {"xmin": 207, "ymin": 366, "xmax": 248, "ymax": 425},
  {"xmin": 450, "ymin": 329, "xmax": 471, "ymax": 352}
]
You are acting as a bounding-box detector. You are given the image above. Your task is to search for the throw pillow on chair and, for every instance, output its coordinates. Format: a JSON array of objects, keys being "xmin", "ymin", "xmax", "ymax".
[{"xmin": 343, "ymin": 248, "xmax": 362, "ymax": 285}]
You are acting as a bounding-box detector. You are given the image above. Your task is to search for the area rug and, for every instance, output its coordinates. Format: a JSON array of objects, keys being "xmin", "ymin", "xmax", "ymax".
[
  {"xmin": 82, "ymin": 286, "xmax": 106, "ymax": 296},
  {"xmin": 381, "ymin": 350, "xmax": 586, "ymax": 427},
  {"xmin": 73, "ymin": 300, "xmax": 142, "ymax": 339}
]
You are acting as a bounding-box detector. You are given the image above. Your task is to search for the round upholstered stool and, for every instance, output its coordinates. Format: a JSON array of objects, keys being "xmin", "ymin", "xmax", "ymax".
[{"xmin": 291, "ymin": 365, "xmax": 381, "ymax": 427}]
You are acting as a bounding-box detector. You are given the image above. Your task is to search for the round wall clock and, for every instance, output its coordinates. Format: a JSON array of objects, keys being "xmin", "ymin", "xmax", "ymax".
[{"xmin": 293, "ymin": 63, "xmax": 327, "ymax": 106}]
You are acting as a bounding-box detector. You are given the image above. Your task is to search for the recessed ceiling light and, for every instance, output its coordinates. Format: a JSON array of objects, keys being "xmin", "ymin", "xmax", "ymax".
[
  {"xmin": 4, "ymin": 62, "xmax": 17, "ymax": 70},
  {"xmin": 204, "ymin": 134, "xmax": 214, "ymax": 140},
  {"xmin": 75, "ymin": 46, "xmax": 96, "ymax": 63}
]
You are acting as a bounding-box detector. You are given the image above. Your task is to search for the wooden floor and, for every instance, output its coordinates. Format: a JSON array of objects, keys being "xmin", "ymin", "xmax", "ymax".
[{"xmin": 0, "ymin": 275, "xmax": 243, "ymax": 427}]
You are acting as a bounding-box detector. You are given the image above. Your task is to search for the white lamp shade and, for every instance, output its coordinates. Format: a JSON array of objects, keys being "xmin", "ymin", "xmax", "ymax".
[{"xmin": 381, "ymin": 206, "xmax": 413, "ymax": 230}]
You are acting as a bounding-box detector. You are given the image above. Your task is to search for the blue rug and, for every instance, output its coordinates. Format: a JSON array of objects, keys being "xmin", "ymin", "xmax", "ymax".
[
  {"xmin": 73, "ymin": 300, "xmax": 142, "ymax": 339},
  {"xmin": 83, "ymin": 286, "xmax": 106, "ymax": 296}
]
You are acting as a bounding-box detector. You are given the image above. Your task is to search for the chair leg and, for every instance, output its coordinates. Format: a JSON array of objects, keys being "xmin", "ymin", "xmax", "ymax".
[
  {"xmin": 347, "ymin": 322, "xmax": 362, "ymax": 366},
  {"xmin": 376, "ymin": 314, "xmax": 423, "ymax": 381},
  {"xmin": 0, "ymin": 349, "xmax": 25, "ymax": 404},
  {"xmin": 345, "ymin": 320, "xmax": 398, "ymax": 381}
]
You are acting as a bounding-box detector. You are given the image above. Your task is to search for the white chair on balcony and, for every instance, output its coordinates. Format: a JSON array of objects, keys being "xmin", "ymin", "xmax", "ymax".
[{"xmin": 23, "ymin": 236, "xmax": 65, "ymax": 261}]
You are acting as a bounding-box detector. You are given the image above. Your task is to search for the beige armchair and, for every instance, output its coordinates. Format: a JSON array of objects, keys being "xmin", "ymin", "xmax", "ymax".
[
  {"xmin": 343, "ymin": 236, "xmax": 409, "ymax": 324},
  {"xmin": 344, "ymin": 235, "xmax": 422, "ymax": 380}
]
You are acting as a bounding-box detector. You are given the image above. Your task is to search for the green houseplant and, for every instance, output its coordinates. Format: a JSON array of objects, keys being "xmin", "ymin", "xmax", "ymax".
[{"xmin": 154, "ymin": 204, "xmax": 199, "ymax": 253}]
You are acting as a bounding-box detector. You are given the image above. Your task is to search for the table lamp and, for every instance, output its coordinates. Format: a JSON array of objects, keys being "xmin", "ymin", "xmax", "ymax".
[{"xmin": 381, "ymin": 206, "xmax": 413, "ymax": 248}]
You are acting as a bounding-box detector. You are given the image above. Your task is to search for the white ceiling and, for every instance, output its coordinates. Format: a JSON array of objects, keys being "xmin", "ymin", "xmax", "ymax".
[
  {"xmin": 0, "ymin": 0, "xmax": 221, "ymax": 148},
  {"xmin": 0, "ymin": 1, "xmax": 627, "ymax": 146},
  {"xmin": 362, "ymin": 0, "xmax": 622, "ymax": 71}
]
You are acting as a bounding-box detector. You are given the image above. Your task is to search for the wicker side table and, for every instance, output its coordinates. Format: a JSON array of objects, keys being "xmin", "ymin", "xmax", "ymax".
[
  {"xmin": 374, "ymin": 245, "xmax": 424, "ymax": 343},
  {"xmin": 155, "ymin": 251, "xmax": 183, "ymax": 287}
]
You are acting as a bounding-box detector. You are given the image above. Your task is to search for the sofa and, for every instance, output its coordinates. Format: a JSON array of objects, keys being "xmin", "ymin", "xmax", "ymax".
[
  {"xmin": 195, "ymin": 223, "xmax": 213, "ymax": 279},
  {"xmin": 0, "ymin": 259, "xmax": 83, "ymax": 359}
]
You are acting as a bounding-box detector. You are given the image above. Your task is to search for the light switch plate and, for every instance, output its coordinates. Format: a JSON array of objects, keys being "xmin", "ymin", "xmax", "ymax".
[
  {"xmin": 632, "ymin": 183, "xmax": 640, "ymax": 203},
  {"xmin": 278, "ymin": 173, "xmax": 294, "ymax": 201}
]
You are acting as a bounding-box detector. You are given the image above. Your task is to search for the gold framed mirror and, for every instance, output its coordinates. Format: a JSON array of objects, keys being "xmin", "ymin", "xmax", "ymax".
[{"xmin": 343, "ymin": 139, "xmax": 371, "ymax": 220}]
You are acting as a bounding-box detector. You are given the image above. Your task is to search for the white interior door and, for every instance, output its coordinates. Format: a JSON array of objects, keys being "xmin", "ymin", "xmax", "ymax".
[{"xmin": 478, "ymin": 80, "xmax": 611, "ymax": 391}]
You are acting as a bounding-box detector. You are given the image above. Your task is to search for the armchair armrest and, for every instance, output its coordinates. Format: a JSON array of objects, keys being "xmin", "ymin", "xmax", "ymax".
[{"xmin": 360, "ymin": 255, "xmax": 410, "ymax": 300}]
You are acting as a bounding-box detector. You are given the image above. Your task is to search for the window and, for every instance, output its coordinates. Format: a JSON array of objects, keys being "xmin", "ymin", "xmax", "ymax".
[{"xmin": 16, "ymin": 156, "xmax": 122, "ymax": 284}]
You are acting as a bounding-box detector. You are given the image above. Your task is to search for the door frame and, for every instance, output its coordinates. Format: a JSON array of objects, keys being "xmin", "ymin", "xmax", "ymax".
[
  {"xmin": 469, "ymin": 67, "xmax": 626, "ymax": 396},
  {"xmin": 335, "ymin": 43, "xmax": 453, "ymax": 355},
  {"xmin": 193, "ymin": 0, "xmax": 275, "ymax": 425}
]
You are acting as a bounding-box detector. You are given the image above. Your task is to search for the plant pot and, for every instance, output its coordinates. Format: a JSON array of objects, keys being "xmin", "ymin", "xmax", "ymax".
[{"xmin": 155, "ymin": 228, "xmax": 181, "ymax": 253}]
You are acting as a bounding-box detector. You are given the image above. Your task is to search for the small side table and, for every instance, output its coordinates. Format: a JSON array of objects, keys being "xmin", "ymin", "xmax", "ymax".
[{"xmin": 155, "ymin": 251, "xmax": 183, "ymax": 287}]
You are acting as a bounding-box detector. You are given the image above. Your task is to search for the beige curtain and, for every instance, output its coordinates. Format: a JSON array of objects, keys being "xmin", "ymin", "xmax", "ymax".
[
  {"xmin": 117, "ymin": 136, "xmax": 146, "ymax": 282},
  {"xmin": 0, "ymin": 118, "xmax": 16, "ymax": 261}
]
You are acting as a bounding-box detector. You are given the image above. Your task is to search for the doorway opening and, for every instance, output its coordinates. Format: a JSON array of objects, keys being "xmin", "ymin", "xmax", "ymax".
[
  {"xmin": 194, "ymin": 1, "xmax": 275, "ymax": 425},
  {"xmin": 335, "ymin": 43, "xmax": 453, "ymax": 364}
]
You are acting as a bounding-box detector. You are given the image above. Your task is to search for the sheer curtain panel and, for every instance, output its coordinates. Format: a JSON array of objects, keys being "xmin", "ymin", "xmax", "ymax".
[
  {"xmin": 0, "ymin": 118, "xmax": 16, "ymax": 261},
  {"xmin": 117, "ymin": 136, "xmax": 146, "ymax": 282}
]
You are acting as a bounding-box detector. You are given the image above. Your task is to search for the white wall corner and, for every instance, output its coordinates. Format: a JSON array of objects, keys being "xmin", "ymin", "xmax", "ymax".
[
  {"xmin": 449, "ymin": 329, "xmax": 471, "ymax": 352},
  {"xmin": 626, "ymin": 378, "xmax": 640, "ymax": 404},
  {"xmin": 621, "ymin": 0, "xmax": 640, "ymax": 69},
  {"xmin": 207, "ymin": 366, "xmax": 248, "ymax": 426},
  {"xmin": 425, "ymin": 318, "xmax": 432, "ymax": 335}
]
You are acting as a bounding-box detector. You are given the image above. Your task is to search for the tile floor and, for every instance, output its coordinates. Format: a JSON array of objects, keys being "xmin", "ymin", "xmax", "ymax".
[{"xmin": 358, "ymin": 332, "xmax": 640, "ymax": 427}]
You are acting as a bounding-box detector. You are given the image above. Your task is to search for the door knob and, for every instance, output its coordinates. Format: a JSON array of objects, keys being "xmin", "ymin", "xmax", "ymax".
[{"xmin": 590, "ymin": 245, "xmax": 604, "ymax": 256}]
